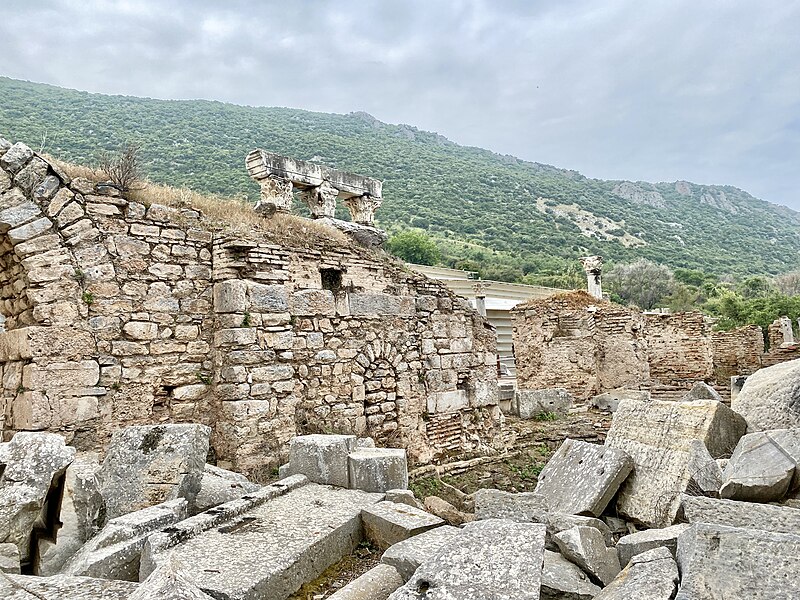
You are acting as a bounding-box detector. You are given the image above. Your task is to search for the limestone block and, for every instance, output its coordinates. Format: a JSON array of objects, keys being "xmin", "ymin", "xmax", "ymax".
[
  {"xmin": 349, "ymin": 293, "xmax": 404, "ymax": 316},
  {"xmin": 34, "ymin": 175, "xmax": 61, "ymax": 201},
  {"xmin": 0, "ymin": 142, "xmax": 33, "ymax": 173},
  {"xmin": 515, "ymin": 387, "xmax": 573, "ymax": 419},
  {"xmin": 96, "ymin": 424, "xmax": 210, "ymax": 520},
  {"xmin": 0, "ymin": 432, "xmax": 76, "ymax": 562},
  {"xmin": 385, "ymin": 489, "xmax": 423, "ymax": 510},
  {"xmin": 473, "ymin": 488, "xmax": 549, "ymax": 520},
  {"xmin": 194, "ymin": 463, "xmax": 260, "ymax": 513},
  {"xmin": 0, "ymin": 542, "xmax": 20, "ymax": 573},
  {"xmin": 14, "ymin": 157, "xmax": 49, "ymax": 195},
  {"xmin": 534, "ymin": 438, "xmax": 633, "ymax": 517},
  {"xmin": 590, "ymin": 388, "xmax": 651, "ymax": 412},
  {"xmin": 328, "ymin": 563, "xmax": 404, "ymax": 600},
  {"xmin": 129, "ymin": 557, "xmax": 214, "ymax": 600},
  {"xmin": 594, "ymin": 547, "xmax": 679, "ymax": 600},
  {"xmin": 423, "ymin": 496, "xmax": 471, "ymax": 526},
  {"xmin": 348, "ymin": 448, "xmax": 408, "ymax": 493},
  {"xmin": 770, "ymin": 428, "xmax": 800, "ymax": 492},
  {"xmin": 676, "ymin": 523, "xmax": 800, "ymax": 599},
  {"xmin": 8, "ymin": 216, "xmax": 52, "ymax": 243},
  {"xmin": 362, "ymin": 500, "xmax": 444, "ymax": 549},
  {"xmin": 287, "ymin": 434, "xmax": 357, "ymax": 488},
  {"xmin": 0, "ymin": 574, "xmax": 138, "ymax": 599},
  {"xmin": 380, "ymin": 525, "xmax": 461, "ymax": 580},
  {"xmin": 290, "ymin": 289, "xmax": 336, "ymax": 316},
  {"xmin": 720, "ymin": 430, "xmax": 795, "ymax": 501},
  {"xmin": 0, "ymin": 137, "xmax": 10, "ymax": 156},
  {"xmin": 616, "ymin": 523, "xmax": 690, "ymax": 567},
  {"xmin": 679, "ymin": 494, "xmax": 800, "ymax": 534},
  {"xmin": 686, "ymin": 438, "xmax": 723, "ymax": 495},
  {"xmin": 554, "ymin": 525, "xmax": 620, "ymax": 586},
  {"xmin": 388, "ymin": 518, "xmax": 546, "ymax": 600},
  {"xmin": 64, "ymin": 498, "xmax": 188, "ymax": 581},
  {"xmin": 683, "ymin": 380, "xmax": 723, "ymax": 402},
  {"xmin": 731, "ymin": 357, "xmax": 800, "ymax": 431},
  {"xmin": 213, "ymin": 279, "xmax": 247, "ymax": 313},
  {"xmin": 0, "ymin": 201, "xmax": 41, "ymax": 232},
  {"xmin": 541, "ymin": 549, "xmax": 601, "ymax": 600},
  {"xmin": 122, "ymin": 320, "xmax": 158, "ymax": 340},
  {"xmin": 247, "ymin": 282, "xmax": 289, "ymax": 312},
  {"xmin": 316, "ymin": 217, "xmax": 388, "ymax": 248},
  {"xmin": 22, "ymin": 360, "xmax": 100, "ymax": 392},
  {"xmin": 604, "ymin": 398, "xmax": 747, "ymax": 527},
  {"xmin": 426, "ymin": 389, "xmax": 468, "ymax": 413}
]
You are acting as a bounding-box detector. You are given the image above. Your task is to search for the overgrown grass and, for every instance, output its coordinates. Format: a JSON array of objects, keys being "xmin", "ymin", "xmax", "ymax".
[{"xmin": 534, "ymin": 411, "xmax": 561, "ymax": 422}]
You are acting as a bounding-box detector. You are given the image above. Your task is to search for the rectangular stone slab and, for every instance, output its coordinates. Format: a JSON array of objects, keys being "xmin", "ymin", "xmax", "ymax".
[
  {"xmin": 362, "ymin": 501, "xmax": 445, "ymax": 549},
  {"xmin": 381, "ymin": 525, "xmax": 461, "ymax": 580},
  {"xmin": 0, "ymin": 574, "xmax": 137, "ymax": 599},
  {"xmin": 145, "ymin": 482, "xmax": 382, "ymax": 599},
  {"xmin": 679, "ymin": 494, "xmax": 800, "ymax": 534}
]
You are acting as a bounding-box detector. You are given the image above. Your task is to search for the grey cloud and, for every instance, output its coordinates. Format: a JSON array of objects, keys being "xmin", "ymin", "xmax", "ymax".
[{"xmin": 1, "ymin": 0, "xmax": 798, "ymax": 208}]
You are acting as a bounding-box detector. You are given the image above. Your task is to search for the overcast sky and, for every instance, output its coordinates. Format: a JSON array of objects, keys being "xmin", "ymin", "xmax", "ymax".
[{"xmin": 2, "ymin": 0, "xmax": 799, "ymax": 209}]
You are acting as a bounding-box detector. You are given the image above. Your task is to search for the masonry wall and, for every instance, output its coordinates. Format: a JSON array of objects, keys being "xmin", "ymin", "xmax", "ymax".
[
  {"xmin": 0, "ymin": 140, "xmax": 501, "ymax": 479},
  {"xmin": 711, "ymin": 325, "xmax": 763, "ymax": 382},
  {"xmin": 644, "ymin": 312, "xmax": 713, "ymax": 392}
]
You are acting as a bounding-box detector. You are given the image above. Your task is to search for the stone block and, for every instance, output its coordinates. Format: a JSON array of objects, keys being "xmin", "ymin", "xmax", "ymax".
[
  {"xmin": 534, "ymin": 438, "xmax": 633, "ymax": 517},
  {"xmin": 0, "ymin": 201, "xmax": 41, "ymax": 232},
  {"xmin": 129, "ymin": 558, "xmax": 215, "ymax": 599},
  {"xmin": 682, "ymin": 380, "xmax": 723, "ymax": 402},
  {"xmin": 213, "ymin": 279, "xmax": 247, "ymax": 313},
  {"xmin": 287, "ymin": 434, "xmax": 357, "ymax": 488},
  {"xmin": 590, "ymin": 388, "xmax": 650, "ymax": 412},
  {"xmin": 423, "ymin": 496, "xmax": 471, "ymax": 526},
  {"xmin": 122, "ymin": 320, "xmax": 159, "ymax": 340},
  {"xmin": 349, "ymin": 293, "xmax": 404, "ymax": 316},
  {"xmin": 731, "ymin": 357, "xmax": 800, "ymax": 431},
  {"xmin": 686, "ymin": 438, "xmax": 723, "ymax": 496},
  {"xmin": 541, "ymin": 549, "xmax": 601, "ymax": 600},
  {"xmin": 348, "ymin": 448, "xmax": 408, "ymax": 493},
  {"xmin": 515, "ymin": 387, "xmax": 573, "ymax": 419},
  {"xmin": 676, "ymin": 523, "xmax": 800, "ymax": 599},
  {"xmin": 554, "ymin": 525, "xmax": 620, "ymax": 586},
  {"xmin": 8, "ymin": 216, "xmax": 52, "ymax": 243},
  {"xmin": 616, "ymin": 523, "xmax": 690, "ymax": 567},
  {"xmin": 679, "ymin": 494, "xmax": 800, "ymax": 534},
  {"xmin": 0, "ymin": 574, "xmax": 138, "ymax": 599},
  {"xmin": 473, "ymin": 488, "xmax": 549, "ymax": 521},
  {"xmin": 362, "ymin": 500, "xmax": 444, "ymax": 549},
  {"xmin": 720, "ymin": 430, "xmax": 795, "ymax": 502},
  {"xmin": 0, "ymin": 542, "xmax": 20, "ymax": 573},
  {"xmin": 384, "ymin": 489, "xmax": 423, "ymax": 510},
  {"xmin": 247, "ymin": 282, "xmax": 289, "ymax": 312},
  {"xmin": 290, "ymin": 289, "xmax": 336, "ymax": 316},
  {"xmin": 380, "ymin": 525, "xmax": 461, "ymax": 581},
  {"xmin": 594, "ymin": 547, "xmax": 678, "ymax": 600},
  {"xmin": 0, "ymin": 142, "xmax": 33, "ymax": 173},
  {"xmin": 328, "ymin": 563, "xmax": 404, "ymax": 600},
  {"xmin": 426, "ymin": 389, "xmax": 468, "ymax": 413},
  {"xmin": 195, "ymin": 464, "xmax": 260, "ymax": 513},
  {"xmin": 388, "ymin": 519, "xmax": 547, "ymax": 600},
  {"xmin": 96, "ymin": 424, "xmax": 210, "ymax": 520},
  {"xmin": 604, "ymin": 398, "xmax": 747, "ymax": 527}
]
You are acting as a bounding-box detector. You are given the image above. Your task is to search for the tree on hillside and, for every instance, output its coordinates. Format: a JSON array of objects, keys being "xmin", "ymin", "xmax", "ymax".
[
  {"xmin": 387, "ymin": 230, "xmax": 442, "ymax": 266},
  {"xmin": 774, "ymin": 270, "xmax": 800, "ymax": 296},
  {"xmin": 606, "ymin": 259, "xmax": 676, "ymax": 310}
]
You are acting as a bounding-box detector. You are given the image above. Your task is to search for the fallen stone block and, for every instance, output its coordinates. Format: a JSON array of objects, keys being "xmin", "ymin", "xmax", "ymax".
[
  {"xmin": 679, "ymin": 494, "xmax": 800, "ymax": 534},
  {"xmin": 129, "ymin": 557, "xmax": 214, "ymax": 600},
  {"xmin": 515, "ymin": 387, "xmax": 574, "ymax": 419},
  {"xmin": 142, "ymin": 479, "xmax": 382, "ymax": 600},
  {"xmin": 682, "ymin": 381, "xmax": 723, "ymax": 402},
  {"xmin": 385, "ymin": 489, "xmax": 424, "ymax": 510},
  {"xmin": 362, "ymin": 501, "xmax": 444, "ymax": 549},
  {"xmin": 590, "ymin": 388, "xmax": 650, "ymax": 412},
  {"xmin": 381, "ymin": 525, "xmax": 461, "ymax": 581},
  {"xmin": 541, "ymin": 549, "xmax": 601, "ymax": 600},
  {"xmin": 720, "ymin": 430, "xmax": 795, "ymax": 501},
  {"xmin": 328, "ymin": 563, "xmax": 404, "ymax": 600},
  {"xmin": 63, "ymin": 498, "xmax": 188, "ymax": 581},
  {"xmin": 348, "ymin": 448, "xmax": 408, "ymax": 493},
  {"xmin": 554, "ymin": 525, "xmax": 620, "ymax": 586},
  {"xmin": 388, "ymin": 519, "xmax": 547, "ymax": 600},
  {"xmin": 534, "ymin": 438, "xmax": 633, "ymax": 517},
  {"xmin": 473, "ymin": 488, "xmax": 549, "ymax": 520},
  {"xmin": 731, "ymin": 357, "xmax": 800, "ymax": 431},
  {"xmin": 594, "ymin": 547, "xmax": 678, "ymax": 600},
  {"xmin": 676, "ymin": 523, "xmax": 800, "ymax": 599},
  {"xmin": 0, "ymin": 432, "xmax": 75, "ymax": 563},
  {"xmin": 616, "ymin": 523, "xmax": 690, "ymax": 567},
  {"xmin": 194, "ymin": 463, "xmax": 260, "ymax": 513},
  {"xmin": 96, "ymin": 423, "xmax": 210, "ymax": 521},
  {"xmin": 0, "ymin": 542, "xmax": 20, "ymax": 573},
  {"xmin": 286, "ymin": 434, "xmax": 356, "ymax": 488},
  {"xmin": 422, "ymin": 496, "xmax": 471, "ymax": 526},
  {"xmin": 765, "ymin": 428, "xmax": 800, "ymax": 494},
  {"xmin": 0, "ymin": 573, "xmax": 138, "ymax": 599},
  {"xmin": 604, "ymin": 398, "xmax": 746, "ymax": 527},
  {"xmin": 686, "ymin": 439, "xmax": 722, "ymax": 496}
]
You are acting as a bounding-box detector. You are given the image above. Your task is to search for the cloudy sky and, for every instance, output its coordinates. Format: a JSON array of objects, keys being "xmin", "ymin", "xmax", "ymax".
[{"xmin": 2, "ymin": 0, "xmax": 799, "ymax": 209}]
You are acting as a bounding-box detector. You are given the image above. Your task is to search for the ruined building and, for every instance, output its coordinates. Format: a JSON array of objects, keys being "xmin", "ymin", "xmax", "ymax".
[{"xmin": 0, "ymin": 138, "xmax": 501, "ymax": 480}]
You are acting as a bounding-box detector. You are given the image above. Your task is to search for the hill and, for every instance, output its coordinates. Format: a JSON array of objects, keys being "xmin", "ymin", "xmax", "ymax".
[{"xmin": 1, "ymin": 76, "xmax": 798, "ymax": 281}]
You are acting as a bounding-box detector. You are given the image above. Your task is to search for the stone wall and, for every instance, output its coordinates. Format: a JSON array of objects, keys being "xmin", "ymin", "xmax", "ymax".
[
  {"xmin": 644, "ymin": 312, "xmax": 713, "ymax": 392},
  {"xmin": 0, "ymin": 139, "xmax": 501, "ymax": 479},
  {"xmin": 711, "ymin": 325, "xmax": 763, "ymax": 382}
]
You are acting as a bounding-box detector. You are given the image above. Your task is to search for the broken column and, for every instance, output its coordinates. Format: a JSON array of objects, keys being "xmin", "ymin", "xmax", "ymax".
[
  {"xmin": 779, "ymin": 316, "xmax": 795, "ymax": 345},
  {"xmin": 580, "ymin": 255, "xmax": 603, "ymax": 300},
  {"xmin": 473, "ymin": 281, "xmax": 489, "ymax": 317}
]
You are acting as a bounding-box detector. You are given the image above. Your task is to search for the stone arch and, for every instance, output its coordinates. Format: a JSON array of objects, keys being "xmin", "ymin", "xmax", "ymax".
[{"xmin": 352, "ymin": 339, "xmax": 403, "ymax": 443}]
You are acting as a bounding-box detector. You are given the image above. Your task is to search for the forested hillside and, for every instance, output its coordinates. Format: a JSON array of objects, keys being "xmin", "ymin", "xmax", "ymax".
[{"xmin": 1, "ymin": 76, "xmax": 798, "ymax": 282}]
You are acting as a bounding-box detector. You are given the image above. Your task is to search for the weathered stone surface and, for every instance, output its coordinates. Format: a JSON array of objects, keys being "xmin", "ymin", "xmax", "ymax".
[
  {"xmin": 676, "ymin": 523, "xmax": 800, "ymax": 599},
  {"xmin": 0, "ymin": 542, "xmax": 20, "ymax": 573},
  {"xmin": 683, "ymin": 380, "xmax": 723, "ymax": 402},
  {"xmin": 362, "ymin": 500, "xmax": 444, "ymax": 549},
  {"xmin": 770, "ymin": 428, "xmax": 800, "ymax": 493},
  {"xmin": 720, "ymin": 430, "xmax": 795, "ymax": 501},
  {"xmin": 96, "ymin": 424, "xmax": 210, "ymax": 521},
  {"xmin": 423, "ymin": 496, "xmax": 471, "ymax": 526},
  {"xmin": 129, "ymin": 557, "xmax": 214, "ymax": 600},
  {"xmin": 679, "ymin": 494, "xmax": 800, "ymax": 534},
  {"xmin": 290, "ymin": 289, "xmax": 336, "ymax": 316},
  {"xmin": 594, "ymin": 547, "xmax": 678, "ymax": 600},
  {"xmin": 616, "ymin": 523, "xmax": 689, "ymax": 567},
  {"xmin": 731, "ymin": 357, "xmax": 800, "ymax": 431},
  {"xmin": 328, "ymin": 563, "xmax": 404, "ymax": 600},
  {"xmin": 348, "ymin": 448, "xmax": 408, "ymax": 493},
  {"xmin": 604, "ymin": 398, "xmax": 747, "ymax": 527},
  {"xmin": 554, "ymin": 525, "xmax": 620, "ymax": 586},
  {"xmin": 194, "ymin": 464, "xmax": 260, "ymax": 514},
  {"xmin": 515, "ymin": 387, "xmax": 574, "ymax": 419},
  {"xmin": 0, "ymin": 432, "xmax": 76, "ymax": 562},
  {"xmin": 64, "ymin": 498, "xmax": 188, "ymax": 581},
  {"xmin": 590, "ymin": 388, "xmax": 650, "ymax": 412},
  {"xmin": 534, "ymin": 438, "xmax": 633, "ymax": 517},
  {"xmin": 0, "ymin": 142, "xmax": 33, "ymax": 173},
  {"xmin": 541, "ymin": 549, "xmax": 601, "ymax": 600},
  {"xmin": 317, "ymin": 217, "xmax": 388, "ymax": 248},
  {"xmin": 385, "ymin": 489, "xmax": 423, "ymax": 510},
  {"xmin": 388, "ymin": 519, "xmax": 547, "ymax": 600},
  {"xmin": 380, "ymin": 525, "xmax": 461, "ymax": 581},
  {"xmin": 473, "ymin": 488, "xmax": 549, "ymax": 520},
  {"xmin": 0, "ymin": 573, "xmax": 138, "ymax": 599},
  {"xmin": 286, "ymin": 434, "xmax": 356, "ymax": 488},
  {"xmin": 686, "ymin": 439, "xmax": 723, "ymax": 496}
]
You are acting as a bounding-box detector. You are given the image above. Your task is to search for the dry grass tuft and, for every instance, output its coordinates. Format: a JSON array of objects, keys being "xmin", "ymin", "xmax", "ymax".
[{"xmin": 43, "ymin": 154, "xmax": 104, "ymax": 182}]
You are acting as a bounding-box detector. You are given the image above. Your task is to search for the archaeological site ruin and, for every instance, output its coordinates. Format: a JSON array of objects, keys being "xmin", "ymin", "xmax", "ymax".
[{"xmin": 1, "ymin": 134, "xmax": 800, "ymax": 599}]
